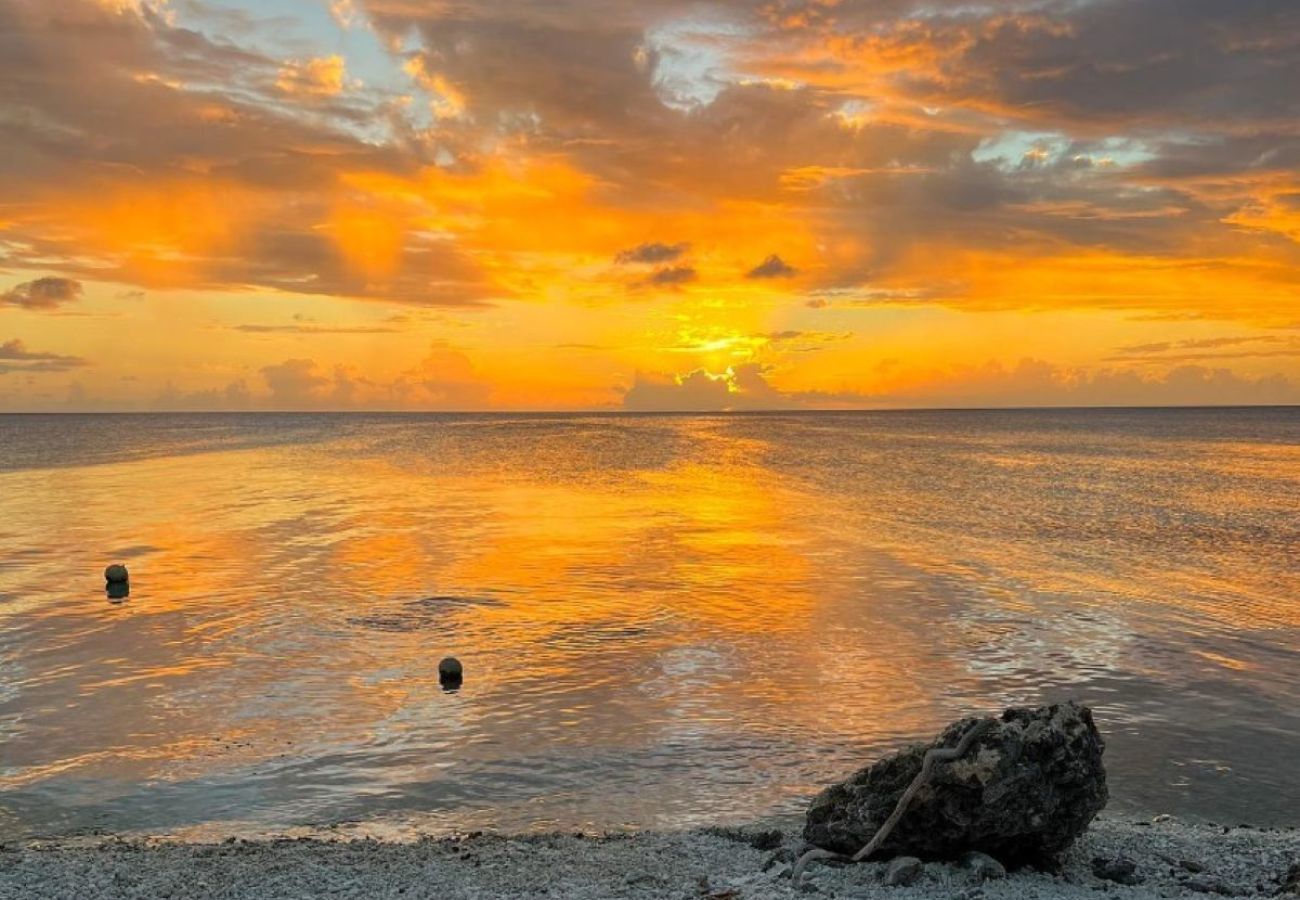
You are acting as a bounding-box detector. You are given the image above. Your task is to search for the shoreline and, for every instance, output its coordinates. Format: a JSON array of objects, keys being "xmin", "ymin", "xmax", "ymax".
[{"xmin": 3, "ymin": 817, "xmax": 1296, "ymax": 899}]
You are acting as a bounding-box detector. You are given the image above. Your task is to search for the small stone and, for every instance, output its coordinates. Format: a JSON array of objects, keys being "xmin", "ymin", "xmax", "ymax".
[
  {"xmin": 438, "ymin": 657, "xmax": 463, "ymax": 686},
  {"xmin": 884, "ymin": 856, "xmax": 923, "ymax": 887},
  {"xmin": 1178, "ymin": 859, "xmax": 1206, "ymax": 874},
  {"xmin": 1278, "ymin": 863, "xmax": 1300, "ymax": 895},
  {"xmin": 763, "ymin": 848, "xmax": 796, "ymax": 871},
  {"xmin": 104, "ymin": 564, "xmax": 129, "ymax": 583},
  {"xmin": 747, "ymin": 829, "xmax": 784, "ymax": 851},
  {"xmin": 959, "ymin": 851, "xmax": 1006, "ymax": 882},
  {"xmin": 1092, "ymin": 856, "xmax": 1141, "ymax": 885},
  {"xmin": 1183, "ymin": 877, "xmax": 1235, "ymax": 896}
]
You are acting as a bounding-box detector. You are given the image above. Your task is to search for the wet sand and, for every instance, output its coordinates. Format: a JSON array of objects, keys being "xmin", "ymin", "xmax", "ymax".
[{"xmin": 3, "ymin": 817, "xmax": 1296, "ymax": 900}]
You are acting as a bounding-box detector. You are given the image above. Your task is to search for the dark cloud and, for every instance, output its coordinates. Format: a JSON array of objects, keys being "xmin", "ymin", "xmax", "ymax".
[
  {"xmin": 615, "ymin": 241, "xmax": 690, "ymax": 264},
  {"xmin": 764, "ymin": 330, "xmax": 852, "ymax": 351},
  {"xmin": 0, "ymin": 339, "xmax": 88, "ymax": 374},
  {"xmin": 1108, "ymin": 335, "xmax": 1293, "ymax": 362},
  {"xmin": 645, "ymin": 265, "xmax": 696, "ymax": 285},
  {"xmin": 0, "ymin": 277, "xmax": 83, "ymax": 310},
  {"xmin": 235, "ymin": 323, "xmax": 399, "ymax": 334},
  {"xmin": 747, "ymin": 254, "xmax": 797, "ymax": 278}
]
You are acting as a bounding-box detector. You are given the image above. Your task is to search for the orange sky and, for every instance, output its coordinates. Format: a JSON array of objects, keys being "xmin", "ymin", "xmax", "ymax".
[{"xmin": 1, "ymin": 0, "xmax": 1298, "ymax": 410}]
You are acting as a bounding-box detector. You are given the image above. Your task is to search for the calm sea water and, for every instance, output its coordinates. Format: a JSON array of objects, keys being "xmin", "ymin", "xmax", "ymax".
[{"xmin": 1, "ymin": 409, "xmax": 1297, "ymax": 841}]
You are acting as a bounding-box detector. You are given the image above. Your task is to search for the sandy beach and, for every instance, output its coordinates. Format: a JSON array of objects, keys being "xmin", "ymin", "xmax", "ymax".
[{"xmin": 3, "ymin": 818, "xmax": 1296, "ymax": 900}]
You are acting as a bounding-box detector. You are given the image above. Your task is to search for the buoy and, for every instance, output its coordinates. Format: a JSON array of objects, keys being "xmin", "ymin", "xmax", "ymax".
[
  {"xmin": 105, "ymin": 563, "xmax": 129, "ymax": 584},
  {"xmin": 438, "ymin": 657, "xmax": 463, "ymax": 688}
]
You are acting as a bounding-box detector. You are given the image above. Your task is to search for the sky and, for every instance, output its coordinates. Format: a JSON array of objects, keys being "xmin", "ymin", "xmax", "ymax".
[{"xmin": 1, "ymin": 0, "xmax": 1298, "ymax": 411}]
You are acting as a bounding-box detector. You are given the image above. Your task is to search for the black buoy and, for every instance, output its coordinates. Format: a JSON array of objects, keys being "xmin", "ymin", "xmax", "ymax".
[
  {"xmin": 105, "ymin": 564, "xmax": 130, "ymax": 602},
  {"xmin": 438, "ymin": 656, "xmax": 463, "ymax": 690}
]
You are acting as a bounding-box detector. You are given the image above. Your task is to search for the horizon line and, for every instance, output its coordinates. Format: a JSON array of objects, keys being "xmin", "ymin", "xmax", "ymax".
[{"xmin": 1, "ymin": 403, "xmax": 1297, "ymax": 416}]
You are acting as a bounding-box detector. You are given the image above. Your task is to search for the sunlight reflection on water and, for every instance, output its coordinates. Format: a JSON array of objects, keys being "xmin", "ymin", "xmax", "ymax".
[{"xmin": 0, "ymin": 409, "xmax": 1297, "ymax": 840}]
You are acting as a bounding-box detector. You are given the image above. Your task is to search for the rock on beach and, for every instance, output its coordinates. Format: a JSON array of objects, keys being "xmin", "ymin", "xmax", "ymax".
[{"xmin": 804, "ymin": 701, "xmax": 1108, "ymax": 866}]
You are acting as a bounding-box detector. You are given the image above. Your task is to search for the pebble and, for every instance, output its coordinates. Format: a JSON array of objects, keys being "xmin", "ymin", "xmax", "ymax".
[
  {"xmin": 1280, "ymin": 862, "xmax": 1300, "ymax": 894},
  {"xmin": 1182, "ymin": 876, "xmax": 1237, "ymax": 895},
  {"xmin": 762, "ymin": 848, "xmax": 795, "ymax": 871},
  {"xmin": 1091, "ymin": 855, "xmax": 1142, "ymax": 885},
  {"xmin": 959, "ymin": 850, "xmax": 1007, "ymax": 882},
  {"xmin": 884, "ymin": 855, "xmax": 923, "ymax": 887}
]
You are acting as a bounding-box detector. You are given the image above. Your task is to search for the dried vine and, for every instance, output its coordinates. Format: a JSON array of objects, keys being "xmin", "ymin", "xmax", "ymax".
[{"xmin": 791, "ymin": 718, "xmax": 993, "ymax": 884}]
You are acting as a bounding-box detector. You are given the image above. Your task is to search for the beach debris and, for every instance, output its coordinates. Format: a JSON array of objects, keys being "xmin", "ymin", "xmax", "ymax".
[
  {"xmin": 762, "ymin": 848, "xmax": 796, "ymax": 872},
  {"xmin": 704, "ymin": 826, "xmax": 784, "ymax": 851},
  {"xmin": 1278, "ymin": 862, "xmax": 1300, "ymax": 895},
  {"xmin": 1161, "ymin": 855, "xmax": 1206, "ymax": 874},
  {"xmin": 797, "ymin": 701, "xmax": 1107, "ymax": 880},
  {"xmin": 1092, "ymin": 855, "xmax": 1141, "ymax": 885},
  {"xmin": 960, "ymin": 850, "xmax": 1007, "ymax": 881},
  {"xmin": 1183, "ymin": 875, "xmax": 1239, "ymax": 896},
  {"xmin": 104, "ymin": 564, "xmax": 129, "ymax": 584},
  {"xmin": 883, "ymin": 855, "xmax": 923, "ymax": 886},
  {"xmin": 439, "ymin": 657, "xmax": 463, "ymax": 688}
]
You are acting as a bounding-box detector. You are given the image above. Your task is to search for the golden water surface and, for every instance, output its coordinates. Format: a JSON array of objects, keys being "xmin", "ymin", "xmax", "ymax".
[{"xmin": 0, "ymin": 409, "xmax": 1297, "ymax": 839}]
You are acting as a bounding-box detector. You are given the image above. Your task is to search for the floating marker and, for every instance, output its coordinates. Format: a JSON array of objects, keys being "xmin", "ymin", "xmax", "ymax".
[{"xmin": 439, "ymin": 657, "xmax": 463, "ymax": 688}]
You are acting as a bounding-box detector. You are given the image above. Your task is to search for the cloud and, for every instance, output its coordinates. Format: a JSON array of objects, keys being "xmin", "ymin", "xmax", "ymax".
[
  {"xmin": 3, "ymin": 0, "xmax": 1297, "ymax": 327},
  {"xmin": 1107, "ymin": 334, "xmax": 1298, "ymax": 363},
  {"xmin": 615, "ymin": 241, "xmax": 690, "ymax": 264},
  {"xmin": 154, "ymin": 379, "xmax": 253, "ymax": 411},
  {"xmin": 645, "ymin": 265, "xmax": 696, "ymax": 286},
  {"xmin": 276, "ymin": 55, "xmax": 348, "ymax": 97},
  {"xmin": 235, "ymin": 323, "xmax": 399, "ymax": 334},
  {"xmin": 0, "ymin": 339, "xmax": 88, "ymax": 374},
  {"xmin": 249, "ymin": 342, "xmax": 490, "ymax": 410},
  {"xmin": 1, "ymin": 277, "xmax": 83, "ymax": 310},
  {"xmin": 622, "ymin": 363, "xmax": 795, "ymax": 411},
  {"xmin": 0, "ymin": 0, "xmax": 498, "ymax": 307},
  {"xmin": 763, "ymin": 329, "xmax": 852, "ymax": 352},
  {"xmin": 747, "ymin": 254, "xmax": 797, "ymax": 278},
  {"xmin": 260, "ymin": 358, "xmax": 328, "ymax": 407},
  {"xmin": 622, "ymin": 357, "xmax": 1300, "ymax": 411},
  {"xmin": 793, "ymin": 359, "xmax": 1300, "ymax": 409}
]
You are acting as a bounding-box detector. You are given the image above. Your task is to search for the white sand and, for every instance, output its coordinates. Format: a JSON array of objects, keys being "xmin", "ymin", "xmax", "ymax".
[{"xmin": 2, "ymin": 817, "xmax": 1296, "ymax": 899}]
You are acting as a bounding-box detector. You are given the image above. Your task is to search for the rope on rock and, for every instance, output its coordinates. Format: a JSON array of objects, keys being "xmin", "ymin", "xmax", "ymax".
[{"xmin": 791, "ymin": 717, "xmax": 994, "ymax": 884}]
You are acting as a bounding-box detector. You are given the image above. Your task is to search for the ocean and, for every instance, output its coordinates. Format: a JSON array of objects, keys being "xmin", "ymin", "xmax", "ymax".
[{"xmin": 0, "ymin": 409, "xmax": 1297, "ymax": 841}]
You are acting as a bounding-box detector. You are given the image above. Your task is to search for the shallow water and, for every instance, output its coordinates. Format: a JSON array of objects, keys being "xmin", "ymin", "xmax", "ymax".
[{"xmin": 0, "ymin": 409, "xmax": 1297, "ymax": 841}]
